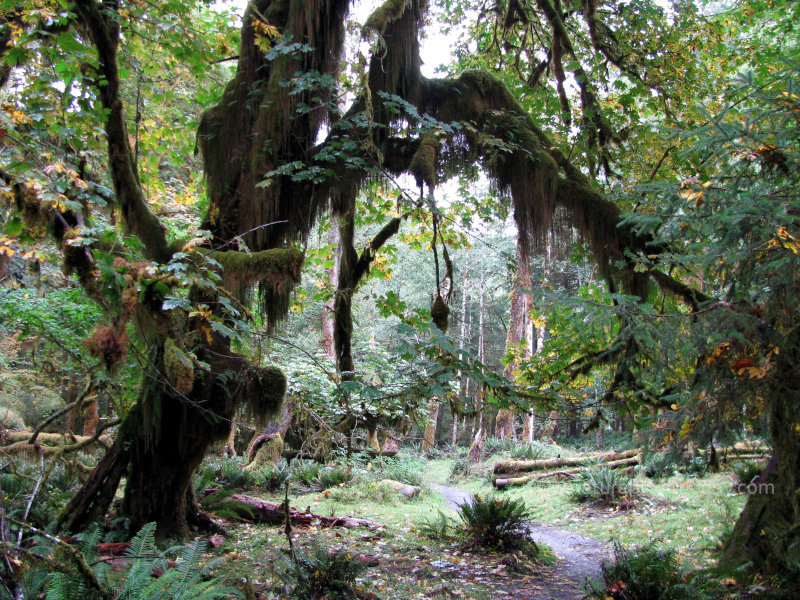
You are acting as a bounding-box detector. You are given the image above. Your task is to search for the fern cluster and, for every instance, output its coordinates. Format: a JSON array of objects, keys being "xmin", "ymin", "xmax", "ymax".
[
  {"xmin": 280, "ymin": 538, "xmax": 369, "ymax": 600},
  {"xmin": 456, "ymin": 494, "xmax": 530, "ymax": 550},
  {"xmin": 570, "ymin": 467, "xmax": 634, "ymax": 504},
  {"xmin": 585, "ymin": 541, "xmax": 713, "ymax": 600},
  {"xmin": 43, "ymin": 523, "xmax": 241, "ymax": 600}
]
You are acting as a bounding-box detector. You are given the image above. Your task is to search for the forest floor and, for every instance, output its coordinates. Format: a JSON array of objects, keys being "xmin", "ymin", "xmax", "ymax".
[
  {"xmin": 209, "ymin": 454, "xmax": 746, "ymax": 599},
  {"xmin": 425, "ymin": 480, "xmax": 610, "ymax": 600}
]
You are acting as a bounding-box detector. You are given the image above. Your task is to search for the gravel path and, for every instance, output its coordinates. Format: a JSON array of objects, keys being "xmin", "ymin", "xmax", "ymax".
[{"xmin": 425, "ymin": 481, "xmax": 611, "ymax": 600}]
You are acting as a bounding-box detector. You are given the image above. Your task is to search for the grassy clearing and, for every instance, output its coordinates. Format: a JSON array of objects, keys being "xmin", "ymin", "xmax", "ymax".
[
  {"xmin": 207, "ymin": 454, "xmax": 561, "ymax": 599},
  {"xmin": 195, "ymin": 448, "xmax": 752, "ymax": 597},
  {"xmin": 447, "ymin": 456, "xmax": 745, "ymax": 569}
]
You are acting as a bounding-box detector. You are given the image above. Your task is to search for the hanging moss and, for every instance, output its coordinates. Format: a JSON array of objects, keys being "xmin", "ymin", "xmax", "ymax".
[
  {"xmin": 198, "ymin": 0, "xmax": 350, "ymax": 253},
  {"xmin": 431, "ymin": 294, "xmax": 450, "ymax": 333},
  {"xmin": 164, "ymin": 337, "xmax": 195, "ymax": 395},
  {"xmin": 368, "ymin": 0, "xmax": 424, "ymax": 124},
  {"xmin": 243, "ymin": 365, "xmax": 287, "ymax": 428},
  {"xmin": 410, "ymin": 135, "xmax": 438, "ymax": 189},
  {"xmin": 84, "ymin": 324, "xmax": 128, "ymax": 372},
  {"xmin": 210, "ymin": 247, "xmax": 304, "ymax": 327},
  {"xmin": 211, "ymin": 248, "xmax": 303, "ymax": 289},
  {"xmin": 364, "ymin": 0, "xmax": 411, "ymax": 34}
]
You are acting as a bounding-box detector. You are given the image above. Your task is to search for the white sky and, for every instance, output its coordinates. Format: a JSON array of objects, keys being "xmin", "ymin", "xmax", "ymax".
[{"xmin": 350, "ymin": 0, "xmax": 461, "ymax": 78}]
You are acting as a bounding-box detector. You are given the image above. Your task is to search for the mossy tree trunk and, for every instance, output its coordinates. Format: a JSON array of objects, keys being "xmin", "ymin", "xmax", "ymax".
[
  {"xmin": 496, "ymin": 237, "xmax": 534, "ymax": 441},
  {"xmin": 719, "ymin": 345, "xmax": 800, "ymax": 573},
  {"xmin": 62, "ymin": 335, "xmax": 284, "ymax": 537}
]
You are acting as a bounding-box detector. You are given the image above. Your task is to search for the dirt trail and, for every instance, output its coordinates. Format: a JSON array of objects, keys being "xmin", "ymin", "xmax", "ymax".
[{"xmin": 426, "ymin": 482, "xmax": 610, "ymax": 600}]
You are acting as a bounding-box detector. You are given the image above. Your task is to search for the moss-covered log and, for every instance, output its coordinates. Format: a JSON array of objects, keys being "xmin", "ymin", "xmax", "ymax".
[
  {"xmin": 493, "ymin": 449, "xmax": 640, "ymax": 475},
  {"xmin": 494, "ymin": 455, "xmax": 640, "ymax": 489}
]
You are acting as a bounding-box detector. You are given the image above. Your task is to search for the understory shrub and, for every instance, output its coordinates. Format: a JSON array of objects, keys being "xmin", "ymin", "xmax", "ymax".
[
  {"xmin": 731, "ymin": 461, "xmax": 766, "ymax": 489},
  {"xmin": 457, "ymin": 494, "xmax": 530, "ymax": 550},
  {"xmin": 570, "ymin": 467, "xmax": 634, "ymax": 503},
  {"xmin": 644, "ymin": 453, "xmax": 709, "ymax": 481},
  {"xmin": 291, "ymin": 459, "xmax": 323, "ymax": 486},
  {"xmin": 585, "ymin": 541, "xmax": 713, "ymax": 600},
  {"xmin": 259, "ymin": 460, "xmax": 291, "ymax": 491},
  {"xmin": 419, "ymin": 510, "xmax": 458, "ymax": 541},
  {"xmin": 369, "ymin": 455, "xmax": 425, "ymax": 486},
  {"xmin": 643, "ymin": 452, "xmax": 679, "ymax": 480},
  {"xmin": 199, "ymin": 457, "xmax": 259, "ymax": 490},
  {"xmin": 315, "ymin": 465, "xmax": 354, "ymax": 490},
  {"xmin": 449, "ymin": 454, "xmax": 491, "ymax": 482},
  {"xmin": 280, "ymin": 539, "xmax": 370, "ymax": 600}
]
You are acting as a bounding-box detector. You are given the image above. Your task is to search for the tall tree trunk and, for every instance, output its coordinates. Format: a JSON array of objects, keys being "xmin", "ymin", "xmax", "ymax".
[
  {"xmin": 719, "ymin": 345, "xmax": 800, "ymax": 573},
  {"xmin": 468, "ymin": 272, "xmax": 486, "ymax": 461},
  {"xmin": 542, "ymin": 410, "xmax": 560, "ymax": 442},
  {"xmin": 422, "ymin": 400, "xmax": 440, "ymax": 452},
  {"xmin": 82, "ymin": 393, "xmax": 99, "ymax": 437},
  {"xmin": 322, "ymin": 226, "xmax": 339, "ymax": 360},
  {"xmin": 497, "ymin": 236, "xmax": 534, "ymax": 440},
  {"xmin": 522, "ymin": 409, "xmax": 535, "ymax": 443},
  {"xmin": 455, "ymin": 264, "xmax": 470, "ymax": 446},
  {"xmin": 451, "ymin": 398, "xmax": 459, "ymax": 446}
]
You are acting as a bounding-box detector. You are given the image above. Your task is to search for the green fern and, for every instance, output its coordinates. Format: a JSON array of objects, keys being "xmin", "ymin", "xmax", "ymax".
[
  {"xmin": 456, "ymin": 494, "xmax": 530, "ymax": 550},
  {"xmin": 280, "ymin": 538, "xmax": 370, "ymax": 599},
  {"xmin": 570, "ymin": 467, "xmax": 634, "ymax": 503},
  {"xmin": 585, "ymin": 540, "xmax": 713, "ymax": 600},
  {"xmin": 43, "ymin": 522, "xmax": 242, "ymax": 600}
]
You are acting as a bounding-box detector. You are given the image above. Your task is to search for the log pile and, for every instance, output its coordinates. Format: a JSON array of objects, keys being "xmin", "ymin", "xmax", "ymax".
[
  {"xmin": 493, "ymin": 449, "xmax": 639, "ymax": 476},
  {"xmin": 493, "ymin": 442, "xmax": 772, "ymax": 489},
  {"xmin": 494, "ymin": 455, "xmax": 640, "ymax": 489}
]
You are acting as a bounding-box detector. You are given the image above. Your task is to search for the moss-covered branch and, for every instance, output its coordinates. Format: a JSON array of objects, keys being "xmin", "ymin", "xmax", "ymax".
[
  {"xmin": 74, "ymin": 0, "xmax": 170, "ymax": 263},
  {"xmin": 209, "ymin": 247, "xmax": 304, "ymax": 289},
  {"xmin": 650, "ymin": 268, "xmax": 712, "ymax": 310},
  {"xmin": 364, "ymin": 0, "xmax": 413, "ymax": 34},
  {"xmin": 353, "ymin": 216, "xmax": 404, "ymax": 283}
]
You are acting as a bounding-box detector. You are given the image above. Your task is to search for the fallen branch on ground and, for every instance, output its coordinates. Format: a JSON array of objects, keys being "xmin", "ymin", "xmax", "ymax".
[{"xmin": 229, "ymin": 494, "xmax": 383, "ymax": 531}]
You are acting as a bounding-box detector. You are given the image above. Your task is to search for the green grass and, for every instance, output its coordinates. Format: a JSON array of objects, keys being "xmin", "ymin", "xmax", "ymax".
[
  {"xmin": 454, "ymin": 461, "xmax": 744, "ymax": 569},
  {"xmin": 196, "ymin": 450, "xmax": 748, "ymax": 598}
]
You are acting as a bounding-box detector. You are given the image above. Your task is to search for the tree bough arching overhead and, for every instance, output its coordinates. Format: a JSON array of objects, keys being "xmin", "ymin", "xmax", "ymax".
[{"xmin": 1, "ymin": 0, "xmax": 726, "ymax": 541}]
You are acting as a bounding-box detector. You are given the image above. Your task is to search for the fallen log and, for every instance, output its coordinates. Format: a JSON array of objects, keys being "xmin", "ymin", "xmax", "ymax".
[
  {"xmin": 229, "ymin": 494, "xmax": 382, "ymax": 531},
  {"xmin": 377, "ymin": 479, "xmax": 420, "ymax": 499},
  {"xmin": 720, "ymin": 454, "xmax": 770, "ymax": 461},
  {"xmin": 493, "ymin": 448, "xmax": 639, "ymax": 475},
  {"xmin": 0, "ymin": 428, "xmax": 115, "ymax": 458},
  {"xmin": 0, "ymin": 431, "xmax": 112, "ymax": 446},
  {"xmin": 494, "ymin": 455, "xmax": 640, "ymax": 489}
]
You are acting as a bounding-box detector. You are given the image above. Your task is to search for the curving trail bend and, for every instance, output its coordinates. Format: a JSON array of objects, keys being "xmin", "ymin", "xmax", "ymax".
[{"xmin": 426, "ymin": 482, "xmax": 611, "ymax": 600}]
